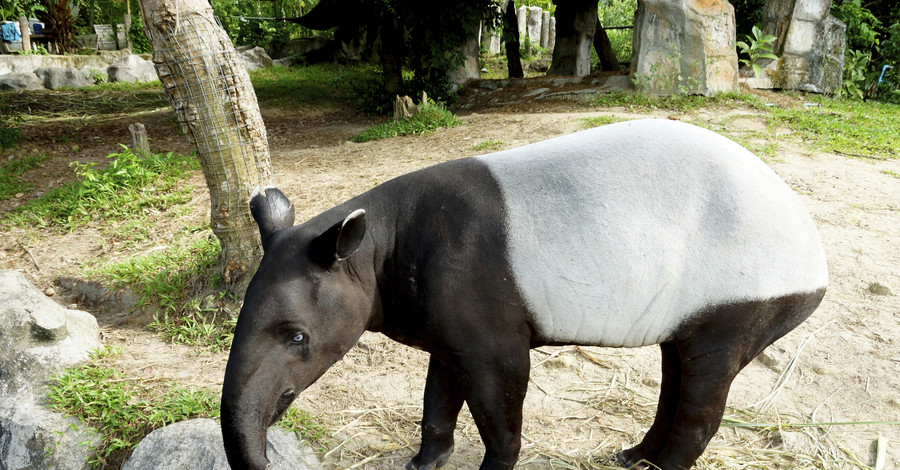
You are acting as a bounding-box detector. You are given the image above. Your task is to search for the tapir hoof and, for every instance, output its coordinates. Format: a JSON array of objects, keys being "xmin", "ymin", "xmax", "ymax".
[
  {"xmin": 406, "ymin": 444, "xmax": 454, "ymax": 470},
  {"xmin": 616, "ymin": 448, "xmax": 652, "ymax": 469}
]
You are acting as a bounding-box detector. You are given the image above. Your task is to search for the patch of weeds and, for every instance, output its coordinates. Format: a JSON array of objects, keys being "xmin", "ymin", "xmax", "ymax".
[
  {"xmin": 582, "ymin": 115, "xmax": 628, "ymax": 128},
  {"xmin": 47, "ymin": 347, "xmax": 330, "ymax": 468},
  {"xmin": 0, "ymin": 90, "xmax": 168, "ymax": 123},
  {"xmin": 0, "ymin": 154, "xmax": 48, "ymax": 200},
  {"xmin": 471, "ymin": 139, "xmax": 504, "ymax": 151},
  {"xmin": 81, "ymin": 236, "xmax": 221, "ymax": 315},
  {"xmin": 351, "ymin": 101, "xmax": 462, "ymax": 143},
  {"xmin": 2, "ymin": 147, "xmax": 198, "ymax": 231},
  {"xmin": 250, "ymin": 63, "xmax": 382, "ymax": 109},
  {"xmin": 592, "ymin": 91, "xmax": 766, "ymax": 112},
  {"xmin": 768, "ymin": 98, "xmax": 900, "ymax": 159},
  {"xmin": 882, "ymin": 169, "xmax": 900, "ymax": 179},
  {"xmin": 0, "ymin": 124, "xmax": 23, "ymax": 149},
  {"xmin": 148, "ymin": 294, "xmax": 237, "ymax": 352}
]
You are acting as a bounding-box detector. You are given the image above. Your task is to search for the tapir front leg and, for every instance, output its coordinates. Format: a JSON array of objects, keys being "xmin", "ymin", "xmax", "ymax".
[{"xmin": 408, "ymin": 356, "xmax": 465, "ymax": 470}]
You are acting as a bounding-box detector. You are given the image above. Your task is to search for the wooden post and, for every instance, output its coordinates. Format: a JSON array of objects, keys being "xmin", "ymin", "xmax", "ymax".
[
  {"xmin": 128, "ymin": 123, "xmax": 151, "ymax": 158},
  {"xmin": 19, "ymin": 17, "xmax": 31, "ymax": 52}
]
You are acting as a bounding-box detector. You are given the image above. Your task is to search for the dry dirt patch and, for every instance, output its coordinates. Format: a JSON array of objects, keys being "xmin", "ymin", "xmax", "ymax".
[{"xmin": 1, "ymin": 97, "xmax": 898, "ymax": 469}]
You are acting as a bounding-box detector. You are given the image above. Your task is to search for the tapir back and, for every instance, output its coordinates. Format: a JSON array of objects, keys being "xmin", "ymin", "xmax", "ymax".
[{"xmin": 473, "ymin": 119, "xmax": 828, "ymax": 347}]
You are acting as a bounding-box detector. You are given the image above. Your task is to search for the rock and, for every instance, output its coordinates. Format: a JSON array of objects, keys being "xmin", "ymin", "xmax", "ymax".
[
  {"xmin": 237, "ymin": 45, "xmax": 273, "ymax": 71},
  {"xmin": 447, "ymin": 36, "xmax": 481, "ymax": 89},
  {"xmin": 527, "ymin": 58, "xmax": 551, "ymax": 73},
  {"xmin": 32, "ymin": 67, "xmax": 93, "ymax": 89},
  {"xmin": 107, "ymin": 54, "xmax": 158, "ymax": 83},
  {"xmin": 758, "ymin": 0, "xmax": 845, "ymax": 94},
  {"xmin": 481, "ymin": 12, "xmax": 502, "ymax": 55},
  {"xmin": 0, "ymin": 270, "xmax": 102, "ymax": 468},
  {"xmin": 526, "ymin": 6, "xmax": 543, "ymax": 46},
  {"xmin": 631, "ymin": 0, "xmax": 738, "ymax": 95},
  {"xmin": 273, "ymin": 57, "xmax": 294, "ymax": 68},
  {"xmin": 517, "ymin": 5, "xmax": 528, "ymax": 41},
  {"xmin": 868, "ymin": 282, "xmax": 892, "ymax": 296},
  {"xmin": 122, "ymin": 418, "xmax": 322, "ymax": 470},
  {"xmin": 0, "ymin": 72, "xmax": 44, "ymax": 91},
  {"xmin": 547, "ymin": 16, "xmax": 557, "ymax": 54}
]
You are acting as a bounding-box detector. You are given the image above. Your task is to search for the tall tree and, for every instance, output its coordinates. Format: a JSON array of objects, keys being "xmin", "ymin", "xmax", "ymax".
[
  {"xmin": 504, "ymin": 0, "xmax": 525, "ymax": 78},
  {"xmin": 138, "ymin": 0, "xmax": 275, "ymax": 295},
  {"xmin": 548, "ymin": 0, "xmax": 600, "ymax": 76}
]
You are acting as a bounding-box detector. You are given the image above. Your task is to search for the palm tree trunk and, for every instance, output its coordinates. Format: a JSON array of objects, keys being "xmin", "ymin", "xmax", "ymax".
[{"xmin": 138, "ymin": 0, "xmax": 275, "ymax": 296}]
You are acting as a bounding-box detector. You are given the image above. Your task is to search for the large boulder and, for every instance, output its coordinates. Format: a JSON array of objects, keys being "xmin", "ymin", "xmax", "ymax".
[
  {"xmin": 33, "ymin": 67, "xmax": 93, "ymax": 90},
  {"xmin": 0, "ymin": 72, "xmax": 44, "ymax": 91},
  {"xmin": 107, "ymin": 54, "xmax": 158, "ymax": 83},
  {"xmin": 756, "ymin": 0, "xmax": 845, "ymax": 93},
  {"xmin": 122, "ymin": 418, "xmax": 322, "ymax": 470},
  {"xmin": 236, "ymin": 45, "xmax": 273, "ymax": 71},
  {"xmin": 631, "ymin": 0, "xmax": 738, "ymax": 95},
  {"xmin": 0, "ymin": 270, "xmax": 102, "ymax": 469}
]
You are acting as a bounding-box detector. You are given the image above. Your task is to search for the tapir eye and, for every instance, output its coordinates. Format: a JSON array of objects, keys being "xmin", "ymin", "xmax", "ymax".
[{"xmin": 291, "ymin": 332, "xmax": 305, "ymax": 344}]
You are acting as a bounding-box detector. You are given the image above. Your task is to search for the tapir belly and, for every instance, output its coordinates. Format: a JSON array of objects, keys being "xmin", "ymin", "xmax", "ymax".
[{"xmin": 475, "ymin": 119, "xmax": 828, "ymax": 347}]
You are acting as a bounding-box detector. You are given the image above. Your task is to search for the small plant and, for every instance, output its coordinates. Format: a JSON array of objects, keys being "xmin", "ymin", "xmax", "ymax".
[
  {"xmin": 351, "ymin": 100, "xmax": 462, "ymax": 143},
  {"xmin": 0, "ymin": 154, "xmax": 47, "ymax": 200},
  {"xmin": 471, "ymin": 139, "xmax": 504, "ymax": 151},
  {"xmin": 582, "ymin": 115, "xmax": 627, "ymax": 128},
  {"xmin": 47, "ymin": 347, "xmax": 328, "ymax": 467},
  {"xmin": 0, "ymin": 124, "xmax": 22, "ymax": 149},
  {"xmin": 2, "ymin": 147, "xmax": 198, "ymax": 230},
  {"xmin": 737, "ymin": 25, "xmax": 779, "ymax": 78}
]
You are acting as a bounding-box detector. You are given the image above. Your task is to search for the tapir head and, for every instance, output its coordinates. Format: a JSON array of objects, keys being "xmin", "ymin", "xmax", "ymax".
[{"xmin": 221, "ymin": 187, "xmax": 376, "ymax": 469}]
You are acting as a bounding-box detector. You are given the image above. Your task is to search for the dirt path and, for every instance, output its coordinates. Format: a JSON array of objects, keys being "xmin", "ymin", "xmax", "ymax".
[{"xmin": 1, "ymin": 97, "xmax": 898, "ymax": 469}]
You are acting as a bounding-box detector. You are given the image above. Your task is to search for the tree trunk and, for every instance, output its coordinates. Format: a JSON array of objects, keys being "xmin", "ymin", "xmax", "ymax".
[
  {"xmin": 504, "ymin": 0, "xmax": 524, "ymax": 78},
  {"xmin": 379, "ymin": 15, "xmax": 404, "ymax": 95},
  {"xmin": 548, "ymin": 0, "xmax": 599, "ymax": 76},
  {"xmin": 593, "ymin": 19, "xmax": 620, "ymax": 71},
  {"xmin": 138, "ymin": 0, "xmax": 275, "ymax": 296}
]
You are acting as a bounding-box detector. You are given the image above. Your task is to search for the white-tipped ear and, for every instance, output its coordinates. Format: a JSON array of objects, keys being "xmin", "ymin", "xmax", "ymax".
[
  {"xmin": 336, "ymin": 209, "xmax": 366, "ymax": 260},
  {"xmin": 249, "ymin": 186, "xmax": 295, "ymax": 250}
]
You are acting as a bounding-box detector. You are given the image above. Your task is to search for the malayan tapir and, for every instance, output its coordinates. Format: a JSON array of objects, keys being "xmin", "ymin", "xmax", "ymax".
[{"xmin": 220, "ymin": 119, "xmax": 828, "ymax": 470}]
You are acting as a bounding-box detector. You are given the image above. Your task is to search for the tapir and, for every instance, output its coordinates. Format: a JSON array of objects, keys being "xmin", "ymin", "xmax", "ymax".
[{"xmin": 220, "ymin": 119, "xmax": 828, "ymax": 470}]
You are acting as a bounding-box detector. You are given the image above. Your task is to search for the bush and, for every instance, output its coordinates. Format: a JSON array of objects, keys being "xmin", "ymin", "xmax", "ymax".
[{"xmin": 351, "ymin": 101, "xmax": 462, "ymax": 143}]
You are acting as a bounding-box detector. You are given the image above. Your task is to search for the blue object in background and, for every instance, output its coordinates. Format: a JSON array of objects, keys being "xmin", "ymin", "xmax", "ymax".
[
  {"xmin": 878, "ymin": 65, "xmax": 892, "ymax": 85},
  {"xmin": 1, "ymin": 22, "xmax": 22, "ymax": 42}
]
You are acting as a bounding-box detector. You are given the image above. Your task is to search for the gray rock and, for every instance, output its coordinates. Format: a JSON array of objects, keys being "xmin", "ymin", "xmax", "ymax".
[
  {"xmin": 273, "ymin": 57, "xmax": 295, "ymax": 68},
  {"xmin": 517, "ymin": 5, "xmax": 527, "ymax": 41},
  {"xmin": 0, "ymin": 72, "xmax": 44, "ymax": 91},
  {"xmin": 237, "ymin": 45, "xmax": 273, "ymax": 71},
  {"xmin": 107, "ymin": 54, "xmax": 157, "ymax": 83},
  {"xmin": 122, "ymin": 418, "xmax": 321, "ymax": 470},
  {"xmin": 540, "ymin": 10, "xmax": 551, "ymax": 49},
  {"xmin": 758, "ymin": 0, "xmax": 845, "ymax": 94},
  {"xmin": 0, "ymin": 270, "xmax": 102, "ymax": 469},
  {"xmin": 631, "ymin": 0, "xmax": 738, "ymax": 95},
  {"xmin": 0, "ymin": 270, "xmax": 101, "ymax": 396},
  {"xmin": 33, "ymin": 67, "xmax": 93, "ymax": 90}
]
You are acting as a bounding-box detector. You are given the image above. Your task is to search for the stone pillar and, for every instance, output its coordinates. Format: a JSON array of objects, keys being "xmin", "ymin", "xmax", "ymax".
[
  {"xmin": 548, "ymin": 17, "xmax": 557, "ymax": 54},
  {"xmin": 447, "ymin": 36, "xmax": 481, "ymax": 89},
  {"xmin": 527, "ymin": 7, "xmax": 543, "ymax": 45},
  {"xmin": 631, "ymin": 0, "xmax": 738, "ymax": 95},
  {"xmin": 482, "ymin": 6, "xmax": 503, "ymax": 54},
  {"xmin": 517, "ymin": 5, "xmax": 528, "ymax": 41},
  {"xmin": 756, "ymin": 0, "xmax": 845, "ymax": 93},
  {"xmin": 541, "ymin": 11, "xmax": 551, "ymax": 48}
]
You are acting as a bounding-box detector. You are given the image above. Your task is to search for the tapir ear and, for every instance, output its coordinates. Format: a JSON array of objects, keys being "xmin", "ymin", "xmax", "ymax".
[
  {"xmin": 310, "ymin": 209, "xmax": 366, "ymax": 267},
  {"xmin": 249, "ymin": 186, "xmax": 295, "ymax": 251}
]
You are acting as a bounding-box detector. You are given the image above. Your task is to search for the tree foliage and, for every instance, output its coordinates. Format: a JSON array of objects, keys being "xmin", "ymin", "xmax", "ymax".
[{"xmin": 831, "ymin": 0, "xmax": 900, "ymax": 102}]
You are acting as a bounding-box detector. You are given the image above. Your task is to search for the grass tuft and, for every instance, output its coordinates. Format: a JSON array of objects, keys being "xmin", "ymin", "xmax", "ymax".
[
  {"xmin": 351, "ymin": 101, "xmax": 462, "ymax": 143},
  {"xmin": 47, "ymin": 347, "xmax": 329, "ymax": 468},
  {"xmin": 2, "ymin": 147, "xmax": 198, "ymax": 231},
  {"xmin": 471, "ymin": 139, "xmax": 504, "ymax": 152},
  {"xmin": 0, "ymin": 154, "xmax": 48, "ymax": 200},
  {"xmin": 582, "ymin": 115, "xmax": 629, "ymax": 128}
]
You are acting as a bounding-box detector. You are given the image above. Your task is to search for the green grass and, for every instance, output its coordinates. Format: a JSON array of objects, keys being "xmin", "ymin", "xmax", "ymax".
[
  {"xmin": 351, "ymin": 101, "xmax": 463, "ymax": 143},
  {"xmin": 471, "ymin": 139, "xmax": 504, "ymax": 151},
  {"xmin": 582, "ymin": 115, "xmax": 629, "ymax": 128},
  {"xmin": 249, "ymin": 63, "xmax": 383, "ymax": 109},
  {"xmin": 0, "ymin": 154, "xmax": 48, "ymax": 200},
  {"xmin": 882, "ymin": 169, "xmax": 900, "ymax": 179},
  {"xmin": 81, "ymin": 235, "xmax": 221, "ymax": 315},
  {"xmin": 2, "ymin": 147, "xmax": 198, "ymax": 231},
  {"xmin": 767, "ymin": 98, "xmax": 900, "ymax": 159},
  {"xmin": 47, "ymin": 347, "xmax": 329, "ymax": 468},
  {"xmin": 0, "ymin": 124, "xmax": 22, "ymax": 148},
  {"xmin": 592, "ymin": 91, "xmax": 767, "ymax": 112},
  {"xmin": 47, "ymin": 347, "xmax": 328, "ymax": 468}
]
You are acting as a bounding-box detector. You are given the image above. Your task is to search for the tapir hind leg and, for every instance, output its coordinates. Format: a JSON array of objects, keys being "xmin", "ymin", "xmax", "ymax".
[
  {"xmin": 617, "ymin": 342, "xmax": 682, "ymax": 467},
  {"xmin": 408, "ymin": 356, "xmax": 465, "ymax": 470}
]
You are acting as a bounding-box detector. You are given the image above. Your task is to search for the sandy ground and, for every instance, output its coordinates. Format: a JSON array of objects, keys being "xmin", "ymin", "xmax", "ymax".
[{"xmin": 1, "ymin": 90, "xmax": 898, "ymax": 469}]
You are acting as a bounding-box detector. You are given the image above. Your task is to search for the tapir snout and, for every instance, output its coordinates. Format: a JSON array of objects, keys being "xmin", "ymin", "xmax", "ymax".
[{"xmin": 221, "ymin": 120, "xmax": 827, "ymax": 469}]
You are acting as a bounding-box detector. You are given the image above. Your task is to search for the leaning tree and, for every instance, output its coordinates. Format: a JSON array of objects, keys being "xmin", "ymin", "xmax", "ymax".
[{"xmin": 138, "ymin": 0, "xmax": 274, "ymax": 295}]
